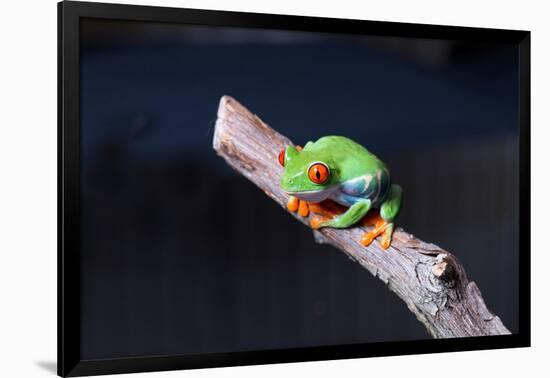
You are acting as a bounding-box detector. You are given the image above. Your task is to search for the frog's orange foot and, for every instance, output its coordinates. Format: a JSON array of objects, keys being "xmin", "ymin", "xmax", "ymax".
[
  {"xmin": 380, "ymin": 237, "xmax": 391, "ymax": 250},
  {"xmin": 307, "ymin": 200, "xmax": 347, "ymax": 229},
  {"xmin": 287, "ymin": 196, "xmax": 309, "ymax": 217},
  {"xmin": 360, "ymin": 212, "xmax": 394, "ymax": 250},
  {"xmin": 360, "ymin": 231, "xmax": 376, "ymax": 247},
  {"xmin": 361, "ymin": 224, "xmax": 390, "ymax": 249},
  {"xmin": 287, "ymin": 196, "xmax": 299, "ymax": 212},
  {"xmin": 298, "ymin": 199, "xmax": 309, "ymax": 217},
  {"xmin": 310, "ymin": 215, "xmax": 330, "ymax": 229},
  {"xmin": 308, "ymin": 200, "xmax": 347, "ymax": 217}
]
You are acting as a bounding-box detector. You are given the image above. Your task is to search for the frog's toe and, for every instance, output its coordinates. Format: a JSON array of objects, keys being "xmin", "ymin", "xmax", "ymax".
[
  {"xmin": 287, "ymin": 196, "xmax": 299, "ymax": 212},
  {"xmin": 287, "ymin": 196, "xmax": 310, "ymax": 217},
  {"xmin": 360, "ymin": 231, "xmax": 376, "ymax": 246},
  {"xmin": 298, "ymin": 200, "xmax": 310, "ymax": 217},
  {"xmin": 360, "ymin": 221, "xmax": 394, "ymax": 249},
  {"xmin": 310, "ymin": 216, "xmax": 329, "ymax": 229},
  {"xmin": 380, "ymin": 223, "xmax": 394, "ymax": 250}
]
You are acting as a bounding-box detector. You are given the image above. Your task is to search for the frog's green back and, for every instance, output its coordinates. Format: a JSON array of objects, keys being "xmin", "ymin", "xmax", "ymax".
[{"xmin": 304, "ymin": 136, "xmax": 386, "ymax": 181}]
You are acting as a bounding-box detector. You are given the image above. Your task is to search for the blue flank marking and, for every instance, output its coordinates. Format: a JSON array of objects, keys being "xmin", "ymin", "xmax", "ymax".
[{"xmin": 335, "ymin": 170, "xmax": 391, "ymax": 207}]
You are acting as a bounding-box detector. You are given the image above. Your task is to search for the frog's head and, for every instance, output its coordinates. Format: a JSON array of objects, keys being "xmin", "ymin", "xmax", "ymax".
[{"xmin": 279, "ymin": 145, "xmax": 339, "ymax": 202}]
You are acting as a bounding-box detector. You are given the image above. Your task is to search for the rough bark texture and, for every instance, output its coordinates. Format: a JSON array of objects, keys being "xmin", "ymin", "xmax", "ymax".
[{"xmin": 213, "ymin": 95, "xmax": 510, "ymax": 338}]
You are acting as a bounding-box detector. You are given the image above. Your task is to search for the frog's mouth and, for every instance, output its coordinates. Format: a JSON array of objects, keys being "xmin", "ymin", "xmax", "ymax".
[{"xmin": 285, "ymin": 188, "xmax": 333, "ymax": 203}]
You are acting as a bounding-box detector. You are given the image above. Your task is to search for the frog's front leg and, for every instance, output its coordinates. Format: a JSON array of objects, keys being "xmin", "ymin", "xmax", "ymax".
[
  {"xmin": 311, "ymin": 198, "xmax": 371, "ymax": 229},
  {"xmin": 287, "ymin": 196, "xmax": 310, "ymax": 217},
  {"xmin": 361, "ymin": 184, "xmax": 402, "ymax": 249}
]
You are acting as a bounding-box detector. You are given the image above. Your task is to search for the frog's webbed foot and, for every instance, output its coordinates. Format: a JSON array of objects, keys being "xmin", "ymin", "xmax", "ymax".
[
  {"xmin": 309, "ymin": 216, "xmax": 329, "ymax": 229},
  {"xmin": 360, "ymin": 212, "xmax": 394, "ymax": 249},
  {"xmin": 361, "ymin": 184, "xmax": 401, "ymax": 249},
  {"xmin": 287, "ymin": 196, "xmax": 310, "ymax": 217},
  {"xmin": 309, "ymin": 199, "xmax": 371, "ymax": 230},
  {"xmin": 307, "ymin": 200, "xmax": 347, "ymax": 229}
]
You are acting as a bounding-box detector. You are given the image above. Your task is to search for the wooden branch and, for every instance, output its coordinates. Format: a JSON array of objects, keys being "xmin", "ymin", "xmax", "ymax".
[{"xmin": 213, "ymin": 95, "xmax": 510, "ymax": 338}]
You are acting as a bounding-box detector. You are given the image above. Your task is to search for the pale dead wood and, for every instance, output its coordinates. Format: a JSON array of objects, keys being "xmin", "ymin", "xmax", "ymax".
[{"xmin": 213, "ymin": 95, "xmax": 510, "ymax": 338}]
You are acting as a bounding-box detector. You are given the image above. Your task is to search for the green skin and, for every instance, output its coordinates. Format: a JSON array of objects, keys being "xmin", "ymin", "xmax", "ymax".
[{"xmin": 280, "ymin": 136, "xmax": 402, "ymax": 234}]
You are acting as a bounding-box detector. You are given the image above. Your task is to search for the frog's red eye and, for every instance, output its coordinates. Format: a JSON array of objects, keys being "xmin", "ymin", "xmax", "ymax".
[
  {"xmin": 278, "ymin": 149, "xmax": 285, "ymax": 167},
  {"xmin": 308, "ymin": 162, "xmax": 330, "ymax": 184}
]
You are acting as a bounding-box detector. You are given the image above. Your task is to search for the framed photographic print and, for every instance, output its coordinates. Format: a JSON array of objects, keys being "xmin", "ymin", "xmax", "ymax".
[{"xmin": 58, "ymin": 1, "xmax": 530, "ymax": 376}]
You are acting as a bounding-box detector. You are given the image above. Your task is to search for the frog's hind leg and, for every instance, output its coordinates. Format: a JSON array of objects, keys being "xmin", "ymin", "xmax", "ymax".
[{"xmin": 361, "ymin": 184, "xmax": 402, "ymax": 249}]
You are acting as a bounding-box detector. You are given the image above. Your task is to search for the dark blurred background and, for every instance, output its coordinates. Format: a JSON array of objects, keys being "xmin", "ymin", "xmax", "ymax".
[{"xmin": 79, "ymin": 18, "xmax": 519, "ymax": 359}]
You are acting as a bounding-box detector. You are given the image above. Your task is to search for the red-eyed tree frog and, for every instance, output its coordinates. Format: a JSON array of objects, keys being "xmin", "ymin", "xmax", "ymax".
[{"xmin": 278, "ymin": 136, "xmax": 402, "ymax": 249}]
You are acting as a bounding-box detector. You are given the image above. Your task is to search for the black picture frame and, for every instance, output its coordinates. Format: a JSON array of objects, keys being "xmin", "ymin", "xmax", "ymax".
[{"xmin": 58, "ymin": 1, "xmax": 531, "ymax": 376}]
